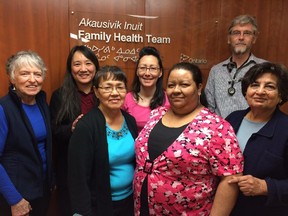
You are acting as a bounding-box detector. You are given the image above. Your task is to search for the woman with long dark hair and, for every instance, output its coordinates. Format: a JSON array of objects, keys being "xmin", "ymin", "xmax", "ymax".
[
  {"xmin": 50, "ymin": 45, "xmax": 99, "ymax": 216},
  {"xmin": 122, "ymin": 46, "xmax": 169, "ymax": 132}
]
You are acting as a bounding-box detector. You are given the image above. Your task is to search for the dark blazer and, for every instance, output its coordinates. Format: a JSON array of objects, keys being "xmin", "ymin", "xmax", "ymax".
[
  {"xmin": 226, "ymin": 107, "xmax": 288, "ymax": 216},
  {"xmin": 68, "ymin": 107, "xmax": 138, "ymax": 216}
]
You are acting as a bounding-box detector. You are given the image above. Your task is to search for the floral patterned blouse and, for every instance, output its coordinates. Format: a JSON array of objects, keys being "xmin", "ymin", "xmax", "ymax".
[{"xmin": 133, "ymin": 107, "xmax": 244, "ymax": 216}]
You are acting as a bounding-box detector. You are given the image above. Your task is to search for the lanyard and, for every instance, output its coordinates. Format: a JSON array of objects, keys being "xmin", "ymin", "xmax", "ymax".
[{"xmin": 224, "ymin": 57, "xmax": 256, "ymax": 96}]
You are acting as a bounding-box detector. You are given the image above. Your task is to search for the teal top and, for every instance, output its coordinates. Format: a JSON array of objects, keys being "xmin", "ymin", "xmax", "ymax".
[{"xmin": 106, "ymin": 120, "xmax": 135, "ymax": 201}]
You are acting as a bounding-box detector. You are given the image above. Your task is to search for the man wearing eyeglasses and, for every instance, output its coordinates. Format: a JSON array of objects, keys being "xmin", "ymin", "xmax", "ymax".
[{"xmin": 205, "ymin": 14, "xmax": 267, "ymax": 118}]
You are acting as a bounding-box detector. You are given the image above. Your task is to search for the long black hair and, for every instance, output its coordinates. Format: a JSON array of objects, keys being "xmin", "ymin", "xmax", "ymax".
[
  {"xmin": 131, "ymin": 46, "xmax": 166, "ymax": 109},
  {"xmin": 55, "ymin": 45, "xmax": 99, "ymax": 124}
]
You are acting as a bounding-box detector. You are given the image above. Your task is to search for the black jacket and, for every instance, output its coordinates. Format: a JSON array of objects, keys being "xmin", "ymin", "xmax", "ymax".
[
  {"xmin": 226, "ymin": 107, "xmax": 288, "ymax": 216},
  {"xmin": 68, "ymin": 107, "xmax": 138, "ymax": 216}
]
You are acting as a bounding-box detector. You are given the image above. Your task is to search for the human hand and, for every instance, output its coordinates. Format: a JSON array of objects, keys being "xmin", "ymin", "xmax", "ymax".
[
  {"xmin": 11, "ymin": 198, "xmax": 32, "ymax": 216},
  {"xmin": 228, "ymin": 174, "xmax": 268, "ymax": 196},
  {"xmin": 71, "ymin": 114, "xmax": 84, "ymax": 132}
]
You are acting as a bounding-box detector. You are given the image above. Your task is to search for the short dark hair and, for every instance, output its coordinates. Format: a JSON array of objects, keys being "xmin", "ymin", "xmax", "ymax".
[
  {"xmin": 168, "ymin": 62, "xmax": 208, "ymax": 107},
  {"xmin": 168, "ymin": 62, "xmax": 202, "ymax": 87},
  {"xmin": 241, "ymin": 62, "xmax": 288, "ymax": 105},
  {"xmin": 93, "ymin": 65, "xmax": 127, "ymax": 88}
]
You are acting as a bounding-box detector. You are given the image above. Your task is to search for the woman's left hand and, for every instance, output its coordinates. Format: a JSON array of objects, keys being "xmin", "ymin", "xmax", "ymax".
[{"xmin": 228, "ymin": 174, "xmax": 268, "ymax": 196}]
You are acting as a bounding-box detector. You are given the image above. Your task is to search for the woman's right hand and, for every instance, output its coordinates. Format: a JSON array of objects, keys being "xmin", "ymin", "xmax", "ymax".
[
  {"xmin": 71, "ymin": 114, "xmax": 84, "ymax": 132},
  {"xmin": 11, "ymin": 198, "xmax": 32, "ymax": 216}
]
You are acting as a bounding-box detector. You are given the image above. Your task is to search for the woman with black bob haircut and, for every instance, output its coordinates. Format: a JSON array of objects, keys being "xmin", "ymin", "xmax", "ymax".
[{"xmin": 227, "ymin": 62, "xmax": 288, "ymax": 216}]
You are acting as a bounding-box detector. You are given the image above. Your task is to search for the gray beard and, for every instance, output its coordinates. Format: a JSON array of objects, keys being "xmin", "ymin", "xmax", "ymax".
[{"xmin": 233, "ymin": 46, "xmax": 249, "ymax": 55}]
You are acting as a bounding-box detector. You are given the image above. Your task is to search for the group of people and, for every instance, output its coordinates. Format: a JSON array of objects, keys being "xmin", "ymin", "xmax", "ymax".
[{"xmin": 0, "ymin": 14, "xmax": 288, "ymax": 216}]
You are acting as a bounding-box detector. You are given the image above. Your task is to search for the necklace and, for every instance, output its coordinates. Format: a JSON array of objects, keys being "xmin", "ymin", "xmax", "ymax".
[
  {"xmin": 138, "ymin": 93, "xmax": 152, "ymax": 102},
  {"xmin": 106, "ymin": 122, "xmax": 128, "ymax": 140}
]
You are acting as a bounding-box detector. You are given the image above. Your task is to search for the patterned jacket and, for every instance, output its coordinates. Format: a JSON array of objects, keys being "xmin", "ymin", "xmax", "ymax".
[{"xmin": 134, "ymin": 106, "xmax": 243, "ymax": 215}]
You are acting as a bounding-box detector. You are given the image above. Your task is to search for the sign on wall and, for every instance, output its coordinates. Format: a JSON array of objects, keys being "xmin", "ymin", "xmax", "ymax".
[{"xmin": 69, "ymin": 11, "xmax": 214, "ymax": 71}]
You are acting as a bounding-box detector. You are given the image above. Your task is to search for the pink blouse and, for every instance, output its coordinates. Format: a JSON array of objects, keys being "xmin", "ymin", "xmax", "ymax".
[{"xmin": 122, "ymin": 92, "xmax": 170, "ymax": 132}]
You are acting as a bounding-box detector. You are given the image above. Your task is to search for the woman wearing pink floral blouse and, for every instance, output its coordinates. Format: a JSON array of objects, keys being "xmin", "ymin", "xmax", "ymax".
[{"xmin": 133, "ymin": 62, "xmax": 244, "ymax": 216}]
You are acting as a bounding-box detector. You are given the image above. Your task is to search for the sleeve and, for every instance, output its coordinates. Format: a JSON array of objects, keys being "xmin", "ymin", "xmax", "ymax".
[
  {"xmin": 204, "ymin": 67, "xmax": 216, "ymax": 113},
  {"xmin": 0, "ymin": 106, "xmax": 8, "ymax": 149},
  {"xmin": 266, "ymin": 177, "xmax": 288, "ymax": 206},
  {"xmin": 265, "ymin": 134, "xmax": 288, "ymax": 206},
  {"xmin": 0, "ymin": 105, "xmax": 23, "ymax": 205},
  {"xmin": 68, "ymin": 118, "xmax": 94, "ymax": 216},
  {"xmin": 122, "ymin": 92, "xmax": 131, "ymax": 111},
  {"xmin": 208, "ymin": 119, "xmax": 244, "ymax": 176}
]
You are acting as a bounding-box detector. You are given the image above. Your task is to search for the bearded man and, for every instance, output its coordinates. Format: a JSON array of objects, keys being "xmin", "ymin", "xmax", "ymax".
[{"xmin": 205, "ymin": 15, "xmax": 266, "ymax": 118}]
